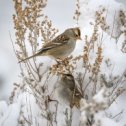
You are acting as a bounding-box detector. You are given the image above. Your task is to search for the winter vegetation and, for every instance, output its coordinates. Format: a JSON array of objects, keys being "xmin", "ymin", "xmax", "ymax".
[{"xmin": 0, "ymin": 0, "xmax": 126, "ymax": 126}]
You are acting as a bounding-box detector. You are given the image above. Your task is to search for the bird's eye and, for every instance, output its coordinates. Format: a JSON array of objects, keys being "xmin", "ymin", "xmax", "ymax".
[
  {"xmin": 75, "ymin": 33, "xmax": 78, "ymax": 37},
  {"xmin": 74, "ymin": 29, "xmax": 80, "ymax": 37}
]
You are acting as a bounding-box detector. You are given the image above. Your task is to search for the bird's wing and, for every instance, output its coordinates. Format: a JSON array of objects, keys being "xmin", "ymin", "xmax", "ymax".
[
  {"xmin": 38, "ymin": 34, "xmax": 69, "ymax": 53},
  {"xmin": 18, "ymin": 34, "xmax": 69, "ymax": 63}
]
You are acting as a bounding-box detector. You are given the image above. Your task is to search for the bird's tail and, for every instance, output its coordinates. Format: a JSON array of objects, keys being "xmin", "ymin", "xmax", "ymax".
[{"xmin": 18, "ymin": 52, "xmax": 41, "ymax": 63}]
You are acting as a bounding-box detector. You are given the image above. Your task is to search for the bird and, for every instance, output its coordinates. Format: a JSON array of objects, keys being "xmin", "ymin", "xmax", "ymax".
[
  {"xmin": 19, "ymin": 27, "xmax": 81, "ymax": 63},
  {"xmin": 59, "ymin": 73, "xmax": 83, "ymax": 108}
]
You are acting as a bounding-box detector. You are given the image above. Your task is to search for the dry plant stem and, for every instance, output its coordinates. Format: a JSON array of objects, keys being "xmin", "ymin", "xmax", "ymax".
[
  {"xmin": 83, "ymin": 74, "xmax": 95, "ymax": 93},
  {"xmin": 43, "ymin": 72, "xmax": 52, "ymax": 88},
  {"xmin": 64, "ymin": 108, "xmax": 72, "ymax": 126},
  {"xmin": 111, "ymin": 110, "xmax": 124, "ymax": 119},
  {"xmin": 73, "ymin": 0, "xmax": 81, "ymax": 24},
  {"xmin": 27, "ymin": 60, "xmax": 38, "ymax": 74},
  {"xmin": 50, "ymin": 77, "xmax": 59, "ymax": 98},
  {"xmin": 82, "ymin": 68, "xmax": 88, "ymax": 86},
  {"xmin": 98, "ymin": 30, "xmax": 104, "ymax": 46},
  {"xmin": 9, "ymin": 31, "xmax": 19, "ymax": 60},
  {"xmin": 108, "ymin": 74, "xmax": 125, "ymax": 97},
  {"xmin": 10, "ymin": 31, "xmax": 34, "ymax": 98},
  {"xmin": 110, "ymin": 11, "xmax": 117, "ymax": 40},
  {"xmin": 54, "ymin": 102, "xmax": 58, "ymax": 125},
  {"xmin": 77, "ymin": 73, "xmax": 84, "ymax": 95},
  {"xmin": 92, "ymin": 75, "xmax": 98, "ymax": 95},
  {"xmin": 25, "ymin": 62, "xmax": 38, "ymax": 82},
  {"xmin": 26, "ymin": 60, "xmax": 42, "ymax": 82},
  {"xmin": 26, "ymin": 95, "xmax": 33, "ymax": 125},
  {"xmin": 29, "ymin": 30, "xmax": 40, "ymax": 73}
]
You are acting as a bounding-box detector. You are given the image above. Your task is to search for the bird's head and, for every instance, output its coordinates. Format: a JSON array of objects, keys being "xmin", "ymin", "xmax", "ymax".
[{"xmin": 65, "ymin": 27, "xmax": 81, "ymax": 40}]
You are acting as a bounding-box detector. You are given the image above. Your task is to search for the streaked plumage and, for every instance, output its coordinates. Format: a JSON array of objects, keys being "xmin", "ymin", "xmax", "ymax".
[
  {"xmin": 19, "ymin": 27, "xmax": 81, "ymax": 63},
  {"xmin": 60, "ymin": 73, "xmax": 83, "ymax": 108}
]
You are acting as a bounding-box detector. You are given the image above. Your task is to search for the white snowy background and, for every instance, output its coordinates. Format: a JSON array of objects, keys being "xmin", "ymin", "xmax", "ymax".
[{"xmin": 0, "ymin": 0, "xmax": 126, "ymax": 126}]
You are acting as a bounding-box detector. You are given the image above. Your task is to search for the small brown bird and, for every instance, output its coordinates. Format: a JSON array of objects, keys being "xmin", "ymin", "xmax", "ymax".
[
  {"xmin": 60, "ymin": 73, "xmax": 83, "ymax": 108},
  {"xmin": 19, "ymin": 27, "xmax": 81, "ymax": 63}
]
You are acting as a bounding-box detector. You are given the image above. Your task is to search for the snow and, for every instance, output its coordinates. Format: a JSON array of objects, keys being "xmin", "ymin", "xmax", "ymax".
[
  {"xmin": 78, "ymin": 0, "xmax": 126, "ymax": 125},
  {"xmin": 80, "ymin": 0, "xmax": 125, "ymax": 38},
  {"xmin": 0, "ymin": 102, "xmax": 20, "ymax": 126},
  {"xmin": 93, "ymin": 88, "xmax": 106, "ymax": 103},
  {"xmin": 0, "ymin": 0, "xmax": 126, "ymax": 125}
]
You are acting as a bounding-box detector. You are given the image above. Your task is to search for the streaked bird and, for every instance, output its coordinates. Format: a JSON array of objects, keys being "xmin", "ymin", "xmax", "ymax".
[
  {"xmin": 19, "ymin": 27, "xmax": 81, "ymax": 63},
  {"xmin": 60, "ymin": 73, "xmax": 83, "ymax": 108}
]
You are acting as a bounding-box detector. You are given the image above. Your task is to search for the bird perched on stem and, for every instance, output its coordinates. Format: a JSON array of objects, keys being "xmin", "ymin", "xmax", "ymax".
[
  {"xmin": 60, "ymin": 73, "xmax": 83, "ymax": 108},
  {"xmin": 19, "ymin": 27, "xmax": 81, "ymax": 63}
]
